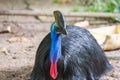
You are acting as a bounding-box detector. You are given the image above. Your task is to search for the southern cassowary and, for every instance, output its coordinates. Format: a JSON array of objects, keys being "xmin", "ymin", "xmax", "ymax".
[{"xmin": 31, "ymin": 10, "xmax": 112, "ymax": 80}]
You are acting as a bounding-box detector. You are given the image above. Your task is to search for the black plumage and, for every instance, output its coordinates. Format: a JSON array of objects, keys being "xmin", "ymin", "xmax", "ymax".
[{"xmin": 31, "ymin": 11, "xmax": 112, "ymax": 80}]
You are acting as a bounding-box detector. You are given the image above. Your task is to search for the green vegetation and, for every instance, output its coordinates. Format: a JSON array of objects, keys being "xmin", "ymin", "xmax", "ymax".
[
  {"xmin": 87, "ymin": 0, "xmax": 120, "ymax": 22},
  {"xmin": 53, "ymin": 0, "xmax": 60, "ymax": 3},
  {"xmin": 53, "ymin": 0, "xmax": 120, "ymax": 22},
  {"xmin": 72, "ymin": 6, "xmax": 86, "ymax": 12},
  {"xmin": 72, "ymin": 0, "xmax": 120, "ymax": 22}
]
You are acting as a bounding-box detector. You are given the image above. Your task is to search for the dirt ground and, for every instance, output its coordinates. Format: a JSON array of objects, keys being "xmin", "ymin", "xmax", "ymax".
[
  {"xmin": 0, "ymin": 18, "xmax": 50, "ymax": 80},
  {"xmin": 0, "ymin": 0, "xmax": 120, "ymax": 80}
]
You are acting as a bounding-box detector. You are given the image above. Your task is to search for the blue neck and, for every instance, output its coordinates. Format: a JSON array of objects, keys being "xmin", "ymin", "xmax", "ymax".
[{"xmin": 50, "ymin": 23, "xmax": 61, "ymax": 63}]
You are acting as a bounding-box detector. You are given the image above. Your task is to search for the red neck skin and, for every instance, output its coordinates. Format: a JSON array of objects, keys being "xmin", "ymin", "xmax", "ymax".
[{"xmin": 50, "ymin": 62, "xmax": 57, "ymax": 79}]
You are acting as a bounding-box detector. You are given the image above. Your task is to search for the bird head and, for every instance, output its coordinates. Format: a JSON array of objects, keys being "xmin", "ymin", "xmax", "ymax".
[{"xmin": 53, "ymin": 10, "xmax": 68, "ymax": 35}]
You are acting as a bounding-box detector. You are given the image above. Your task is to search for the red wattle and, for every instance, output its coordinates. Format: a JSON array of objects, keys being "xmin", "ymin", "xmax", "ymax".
[{"xmin": 50, "ymin": 62, "xmax": 57, "ymax": 79}]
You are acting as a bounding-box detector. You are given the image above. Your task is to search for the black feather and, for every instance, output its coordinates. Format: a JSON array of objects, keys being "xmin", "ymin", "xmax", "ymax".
[{"xmin": 31, "ymin": 25, "xmax": 112, "ymax": 80}]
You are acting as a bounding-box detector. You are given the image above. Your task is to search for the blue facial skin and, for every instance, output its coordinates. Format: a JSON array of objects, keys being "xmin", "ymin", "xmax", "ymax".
[{"xmin": 50, "ymin": 23, "xmax": 61, "ymax": 64}]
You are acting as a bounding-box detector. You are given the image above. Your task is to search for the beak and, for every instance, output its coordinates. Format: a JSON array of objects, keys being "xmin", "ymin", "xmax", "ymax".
[
  {"xmin": 55, "ymin": 27, "xmax": 68, "ymax": 35},
  {"xmin": 53, "ymin": 10, "xmax": 68, "ymax": 35},
  {"xmin": 59, "ymin": 27, "xmax": 68, "ymax": 35}
]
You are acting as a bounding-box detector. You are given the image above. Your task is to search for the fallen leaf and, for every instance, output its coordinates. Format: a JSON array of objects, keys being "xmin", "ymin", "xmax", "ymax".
[
  {"xmin": 0, "ymin": 26, "xmax": 11, "ymax": 33},
  {"xmin": 101, "ymin": 34, "xmax": 120, "ymax": 50},
  {"xmin": 0, "ymin": 47, "xmax": 9, "ymax": 55},
  {"xmin": 89, "ymin": 31, "xmax": 106, "ymax": 45},
  {"xmin": 88, "ymin": 25, "xmax": 120, "ymax": 50},
  {"xmin": 114, "ymin": 25, "xmax": 120, "ymax": 34},
  {"xmin": 88, "ymin": 25, "xmax": 115, "ymax": 35},
  {"xmin": 110, "ymin": 72, "xmax": 118, "ymax": 78},
  {"xmin": 0, "ymin": 26, "xmax": 16, "ymax": 34},
  {"xmin": 7, "ymin": 37, "xmax": 29, "ymax": 43},
  {"xmin": 74, "ymin": 21, "xmax": 89, "ymax": 28}
]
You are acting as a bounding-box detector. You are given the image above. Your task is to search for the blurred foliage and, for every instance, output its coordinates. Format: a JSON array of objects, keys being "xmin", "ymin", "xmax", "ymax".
[
  {"xmin": 87, "ymin": 0, "xmax": 120, "ymax": 22},
  {"xmin": 71, "ymin": 0, "xmax": 120, "ymax": 22},
  {"xmin": 53, "ymin": 0, "xmax": 94, "ymax": 5},
  {"xmin": 72, "ymin": 6, "xmax": 86, "ymax": 12},
  {"xmin": 87, "ymin": 0, "xmax": 120, "ymax": 12},
  {"xmin": 53, "ymin": 0, "xmax": 72, "ymax": 4},
  {"xmin": 53, "ymin": 0, "xmax": 61, "ymax": 3},
  {"xmin": 53, "ymin": 0, "xmax": 120, "ymax": 22}
]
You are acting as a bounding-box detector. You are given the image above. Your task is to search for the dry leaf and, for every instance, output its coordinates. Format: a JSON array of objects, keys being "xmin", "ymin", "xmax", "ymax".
[
  {"xmin": 7, "ymin": 37, "xmax": 29, "ymax": 43},
  {"xmin": 110, "ymin": 72, "xmax": 118, "ymax": 78},
  {"xmin": 0, "ymin": 26, "xmax": 16, "ymax": 34},
  {"xmin": 88, "ymin": 25, "xmax": 120, "ymax": 50},
  {"xmin": 0, "ymin": 47, "xmax": 6, "ymax": 52},
  {"xmin": 88, "ymin": 25, "xmax": 115, "ymax": 34},
  {"xmin": 89, "ymin": 31, "xmax": 106, "ymax": 45},
  {"xmin": 0, "ymin": 47, "xmax": 9, "ymax": 55},
  {"xmin": 114, "ymin": 25, "xmax": 120, "ymax": 34},
  {"xmin": 74, "ymin": 21, "xmax": 89, "ymax": 28},
  {"xmin": 101, "ymin": 34, "xmax": 120, "ymax": 50},
  {"xmin": 0, "ymin": 26, "xmax": 11, "ymax": 33}
]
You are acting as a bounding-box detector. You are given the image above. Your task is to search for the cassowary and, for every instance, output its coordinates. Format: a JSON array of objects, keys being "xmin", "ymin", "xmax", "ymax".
[{"xmin": 31, "ymin": 10, "xmax": 112, "ymax": 80}]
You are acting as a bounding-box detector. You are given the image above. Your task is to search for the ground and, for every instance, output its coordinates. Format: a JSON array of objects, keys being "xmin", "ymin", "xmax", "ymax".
[{"xmin": 0, "ymin": 0, "xmax": 120, "ymax": 80}]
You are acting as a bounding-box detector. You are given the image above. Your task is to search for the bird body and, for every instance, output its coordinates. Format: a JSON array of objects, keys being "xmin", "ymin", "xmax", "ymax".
[{"xmin": 31, "ymin": 11, "xmax": 112, "ymax": 80}]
